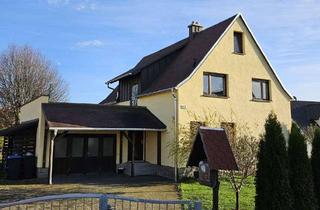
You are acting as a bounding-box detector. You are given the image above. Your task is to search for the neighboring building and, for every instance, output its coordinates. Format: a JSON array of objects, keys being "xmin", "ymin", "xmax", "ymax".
[
  {"xmin": 0, "ymin": 13, "xmax": 292, "ymax": 183},
  {"xmin": 291, "ymin": 100, "xmax": 320, "ymax": 129}
]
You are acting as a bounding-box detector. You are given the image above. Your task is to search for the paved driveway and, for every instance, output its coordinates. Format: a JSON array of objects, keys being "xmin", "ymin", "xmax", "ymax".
[{"xmin": 0, "ymin": 174, "xmax": 179, "ymax": 203}]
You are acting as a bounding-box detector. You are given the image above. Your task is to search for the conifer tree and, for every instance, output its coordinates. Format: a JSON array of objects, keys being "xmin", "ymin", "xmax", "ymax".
[
  {"xmin": 255, "ymin": 113, "xmax": 292, "ymax": 210},
  {"xmin": 288, "ymin": 123, "xmax": 317, "ymax": 210},
  {"xmin": 311, "ymin": 128, "xmax": 320, "ymax": 207}
]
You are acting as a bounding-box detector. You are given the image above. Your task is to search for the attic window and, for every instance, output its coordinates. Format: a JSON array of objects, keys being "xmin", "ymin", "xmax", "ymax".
[{"xmin": 234, "ymin": 32, "xmax": 244, "ymax": 54}]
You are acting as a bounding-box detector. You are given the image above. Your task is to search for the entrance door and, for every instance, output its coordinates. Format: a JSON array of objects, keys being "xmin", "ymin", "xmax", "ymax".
[{"xmin": 128, "ymin": 131, "xmax": 144, "ymax": 161}]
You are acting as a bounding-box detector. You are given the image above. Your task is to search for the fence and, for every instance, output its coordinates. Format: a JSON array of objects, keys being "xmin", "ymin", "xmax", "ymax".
[{"xmin": 0, "ymin": 193, "xmax": 202, "ymax": 210}]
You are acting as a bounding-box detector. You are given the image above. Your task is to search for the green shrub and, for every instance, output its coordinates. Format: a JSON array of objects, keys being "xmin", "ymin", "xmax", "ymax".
[
  {"xmin": 311, "ymin": 128, "xmax": 320, "ymax": 207},
  {"xmin": 289, "ymin": 123, "xmax": 317, "ymax": 210},
  {"xmin": 255, "ymin": 113, "xmax": 292, "ymax": 210}
]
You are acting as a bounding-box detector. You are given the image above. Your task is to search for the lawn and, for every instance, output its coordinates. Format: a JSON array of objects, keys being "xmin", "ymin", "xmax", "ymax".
[{"xmin": 179, "ymin": 176, "xmax": 255, "ymax": 210}]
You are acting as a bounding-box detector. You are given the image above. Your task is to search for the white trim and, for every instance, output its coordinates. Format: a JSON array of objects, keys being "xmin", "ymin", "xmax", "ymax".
[
  {"xmin": 200, "ymin": 126, "xmax": 224, "ymax": 131},
  {"xmin": 176, "ymin": 14, "xmax": 240, "ymax": 89},
  {"xmin": 176, "ymin": 13, "xmax": 292, "ymax": 99},
  {"xmin": 48, "ymin": 127, "xmax": 166, "ymax": 132},
  {"xmin": 137, "ymin": 88, "xmax": 171, "ymax": 98},
  {"xmin": 239, "ymin": 14, "xmax": 292, "ymax": 99},
  {"xmin": 107, "ymin": 72, "xmax": 132, "ymax": 84}
]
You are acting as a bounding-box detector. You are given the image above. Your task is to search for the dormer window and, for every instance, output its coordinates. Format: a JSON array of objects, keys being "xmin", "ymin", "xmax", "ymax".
[
  {"xmin": 234, "ymin": 31, "xmax": 244, "ymax": 54},
  {"xmin": 130, "ymin": 84, "xmax": 139, "ymax": 106}
]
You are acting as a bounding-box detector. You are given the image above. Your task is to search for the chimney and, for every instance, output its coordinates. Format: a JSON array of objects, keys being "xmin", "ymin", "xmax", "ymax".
[{"xmin": 188, "ymin": 21, "xmax": 203, "ymax": 39}]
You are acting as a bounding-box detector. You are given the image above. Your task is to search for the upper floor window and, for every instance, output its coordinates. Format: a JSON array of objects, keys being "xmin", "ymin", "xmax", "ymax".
[
  {"xmin": 234, "ymin": 32, "xmax": 244, "ymax": 54},
  {"xmin": 130, "ymin": 83, "xmax": 139, "ymax": 106},
  {"xmin": 252, "ymin": 79, "xmax": 270, "ymax": 101},
  {"xmin": 203, "ymin": 73, "xmax": 227, "ymax": 97}
]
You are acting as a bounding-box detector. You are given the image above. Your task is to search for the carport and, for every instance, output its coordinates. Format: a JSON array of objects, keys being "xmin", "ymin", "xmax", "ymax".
[{"xmin": 42, "ymin": 103, "xmax": 166, "ymax": 184}]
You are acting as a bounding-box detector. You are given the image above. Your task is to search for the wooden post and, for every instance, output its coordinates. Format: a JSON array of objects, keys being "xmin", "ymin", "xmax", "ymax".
[
  {"xmin": 211, "ymin": 170, "xmax": 220, "ymax": 210},
  {"xmin": 143, "ymin": 131, "xmax": 146, "ymax": 161},
  {"xmin": 157, "ymin": 131, "xmax": 161, "ymax": 165},
  {"xmin": 119, "ymin": 132, "xmax": 123, "ymax": 164},
  {"xmin": 131, "ymin": 132, "xmax": 135, "ymax": 177},
  {"xmin": 48, "ymin": 129, "xmax": 58, "ymax": 185}
]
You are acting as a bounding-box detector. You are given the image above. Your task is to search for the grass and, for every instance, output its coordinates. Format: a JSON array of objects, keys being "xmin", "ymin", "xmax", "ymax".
[{"xmin": 179, "ymin": 176, "xmax": 255, "ymax": 210}]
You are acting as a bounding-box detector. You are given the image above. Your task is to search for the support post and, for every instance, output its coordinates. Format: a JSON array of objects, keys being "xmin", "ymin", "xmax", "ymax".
[
  {"xmin": 119, "ymin": 131, "xmax": 123, "ymax": 164},
  {"xmin": 143, "ymin": 131, "xmax": 146, "ymax": 161},
  {"xmin": 131, "ymin": 132, "xmax": 135, "ymax": 177},
  {"xmin": 211, "ymin": 170, "xmax": 220, "ymax": 210},
  {"xmin": 157, "ymin": 131, "xmax": 161, "ymax": 165},
  {"xmin": 194, "ymin": 201, "xmax": 202, "ymax": 210},
  {"xmin": 48, "ymin": 129, "xmax": 58, "ymax": 185},
  {"xmin": 99, "ymin": 195, "xmax": 108, "ymax": 210}
]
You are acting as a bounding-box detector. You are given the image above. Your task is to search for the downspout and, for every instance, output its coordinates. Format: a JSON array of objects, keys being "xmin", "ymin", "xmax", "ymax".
[
  {"xmin": 106, "ymin": 82, "xmax": 115, "ymax": 90},
  {"xmin": 171, "ymin": 88, "xmax": 178, "ymax": 182}
]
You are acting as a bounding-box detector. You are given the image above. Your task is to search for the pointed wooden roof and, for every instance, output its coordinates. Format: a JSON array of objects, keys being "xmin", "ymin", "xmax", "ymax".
[{"xmin": 187, "ymin": 127, "xmax": 238, "ymax": 171}]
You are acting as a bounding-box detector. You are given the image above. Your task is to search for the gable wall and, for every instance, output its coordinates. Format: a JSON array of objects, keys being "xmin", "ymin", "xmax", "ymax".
[{"xmin": 178, "ymin": 18, "xmax": 292, "ymax": 138}]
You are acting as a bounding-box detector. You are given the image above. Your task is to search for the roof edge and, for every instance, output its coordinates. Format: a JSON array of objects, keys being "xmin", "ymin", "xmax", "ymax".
[
  {"xmin": 175, "ymin": 13, "xmax": 292, "ymax": 99},
  {"xmin": 48, "ymin": 127, "xmax": 166, "ymax": 131},
  {"xmin": 175, "ymin": 14, "xmax": 239, "ymax": 89}
]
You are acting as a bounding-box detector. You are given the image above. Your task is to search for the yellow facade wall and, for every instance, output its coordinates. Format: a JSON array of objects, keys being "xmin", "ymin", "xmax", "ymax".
[
  {"xmin": 138, "ymin": 91, "xmax": 175, "ymax": 167},
  {"xmin": 178, "ymin": 18, "xmax": 292, "ymax": 138},
  {"xmin": 145, "ymin": 131, "xmax": 157, "ymax": 164}
]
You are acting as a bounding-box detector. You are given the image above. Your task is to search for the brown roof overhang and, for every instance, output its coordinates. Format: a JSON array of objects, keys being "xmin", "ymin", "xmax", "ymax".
[
  {"xmin": 0, "ymin": 119, "xmax": 39, "ymax": 136},
  {"xmin": 42, "ymin": 103, "xmax": 166, "ymax": 131}
]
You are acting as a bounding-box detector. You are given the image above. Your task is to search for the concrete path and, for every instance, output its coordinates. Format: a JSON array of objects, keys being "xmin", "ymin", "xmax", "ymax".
[{"xmin": 0, "ymin": 174, "xmax": 179, "ymax": 203}]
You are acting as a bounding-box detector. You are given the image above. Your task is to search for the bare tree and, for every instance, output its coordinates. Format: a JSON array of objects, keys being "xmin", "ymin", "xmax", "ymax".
[
  {"xmin": 0, "ymin": 45, "xmax": 68, "ymax": 127},
  {"xmin": 168, "ymin": 109, "xmax": 259, "ymax": 209},
  {"xmin": 223, "ymin": 123, "xmax": 259, "ymax": 210}
]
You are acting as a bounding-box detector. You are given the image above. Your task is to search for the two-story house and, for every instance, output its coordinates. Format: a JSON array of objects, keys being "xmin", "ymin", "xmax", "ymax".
[{"xmin": 0, "ymin": 13, "xmax": 292, "ymax": 183}]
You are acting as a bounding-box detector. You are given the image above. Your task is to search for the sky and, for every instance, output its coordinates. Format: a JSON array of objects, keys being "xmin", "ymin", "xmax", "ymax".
[{"xmin": 0, "ymin": 0, "xmax": 319, "ymax": 103}]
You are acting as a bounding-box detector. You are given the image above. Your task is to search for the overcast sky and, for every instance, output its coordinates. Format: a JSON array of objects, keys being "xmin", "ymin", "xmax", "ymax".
[{"xmin": 0, "ymin": 0, "xmax": 319, "ymax": 103}]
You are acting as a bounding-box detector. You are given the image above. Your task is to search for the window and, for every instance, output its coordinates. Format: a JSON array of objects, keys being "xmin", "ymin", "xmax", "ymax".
[
  {"xmin": 203, "ymin": 73, "xmax": 227, "ymax": 97},
  {"xmin": 252, "ymin": 79, "xmax": 270, "ymax": 101},
  {"xmin": 71, "ymin": 137, "xmax": 84, "ymax": 157},
  {"xmin": 130, "ymin": 84, "xmax": 138, "ymax": 106},
  {"xmin": 234, "ymin": 32, "xmax": 243, "ymax": 53}
]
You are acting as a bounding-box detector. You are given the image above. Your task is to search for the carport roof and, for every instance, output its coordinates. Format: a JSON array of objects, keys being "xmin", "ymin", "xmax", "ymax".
[
  {"xmin": 42, "ymin": 103, "xmax": 166, "ymax": 131},
  {"xmin": 0, "ymin": 119, "xmax": 39, "ymax": 136}
]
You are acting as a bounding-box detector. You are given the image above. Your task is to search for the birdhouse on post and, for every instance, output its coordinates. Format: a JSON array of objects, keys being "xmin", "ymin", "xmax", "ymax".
[{"xmin": 187, "ymin": 127, "xmax": 238, "ymax": 210}]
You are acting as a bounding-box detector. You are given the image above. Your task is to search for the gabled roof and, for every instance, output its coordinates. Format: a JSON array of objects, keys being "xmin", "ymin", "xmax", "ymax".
[
  {"xmin": 42, "ymin": 103, "xmax": 166, "ymax": 131},
  {"xmin": 291, "ymin": 100, "xmax": 320, "ymax": 128},
  {"xmin": 187, "ymin": 127, "xmax": 238, "ymax": 171},
  {"xmin": 105, "ymin": 13, "xmax": 292, "ymax": 101},
  {"xmin": 108, "ymin": 38, "xmax": 189, "ymax": 84}
]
